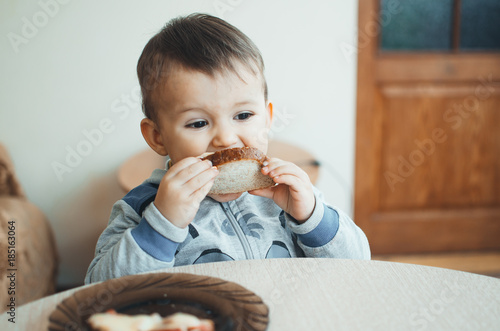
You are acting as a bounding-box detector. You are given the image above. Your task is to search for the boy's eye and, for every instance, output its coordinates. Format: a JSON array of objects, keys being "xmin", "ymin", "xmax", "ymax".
[
  {"xmin": 186, "ymin": 120, "xmax": 208, "ymax": 128},
  {"xmin": 235, "ymin": 112, "xmax": 253, "ymax": 121}
]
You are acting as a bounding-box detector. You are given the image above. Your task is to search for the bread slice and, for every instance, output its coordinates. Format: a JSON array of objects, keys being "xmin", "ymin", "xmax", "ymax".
[{"xmin": 203, "ymin": 147, "xmax": 274, "ymax": 194}]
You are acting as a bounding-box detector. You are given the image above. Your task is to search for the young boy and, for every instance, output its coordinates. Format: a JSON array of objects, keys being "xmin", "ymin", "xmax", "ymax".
[{"xmin": 85, "ymin": 13, "xmax": 370, "ymax": 284}]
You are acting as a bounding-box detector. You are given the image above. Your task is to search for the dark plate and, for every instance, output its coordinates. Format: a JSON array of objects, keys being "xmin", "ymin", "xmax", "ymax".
[{"xmin": 48, "ymin": 272, "xmax": 269, "ymax": 331}]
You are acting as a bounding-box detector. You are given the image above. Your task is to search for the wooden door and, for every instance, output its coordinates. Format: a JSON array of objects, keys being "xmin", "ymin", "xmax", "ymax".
[{"xmin": 354, "ymin": 0, "xmax": 500, "ymax": 254}]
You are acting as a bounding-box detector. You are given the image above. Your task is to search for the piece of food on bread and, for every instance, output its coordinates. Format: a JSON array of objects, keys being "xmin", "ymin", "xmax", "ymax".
[
  {"xmin": 202, "ymin": 147, "xmax": 274, "ymax": 195},
  {"xmin": 88, "ymin": 310, "xmax": 214, "ymax": 331},
  {"xmin": 158, "ymin": 312, "xmax": 214, "ymax": 331},
  {"xmin": 87, "ymin": 309, "xmax": 162, "ymax": 331}
]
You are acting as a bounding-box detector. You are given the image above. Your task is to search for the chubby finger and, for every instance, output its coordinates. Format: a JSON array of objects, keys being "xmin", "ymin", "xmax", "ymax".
[
  {"xmin": 166, "ymin": 157, "xmax": 204, "ymax": 178},
  {"xmin": 173, "ymin": 159, "xmax": 214, "ymax": 185},
  {"xmin": 191, "ymin": 175, "xmax": 217, "ymax": 203},
  {"xmin": 271, "ymin": 174, "xmax": 307, "ymax": 192},
  {"xmin": 262, "ymin": 158, "xmax": 296, "ymax": 173},
  {"xmin": 263, "ymin": 160, "xmax": 309, "ymax": 182},
  {"xmin": 248, "ymin": 186, "xmax": 275, "ymax": 200},
  {"xmin": 185, "ymin": 165, "xmax": 219, "ymax": 194},
  {"xmin": 261, "ymin": 157, "xmax": 284, "ymax": 175}
]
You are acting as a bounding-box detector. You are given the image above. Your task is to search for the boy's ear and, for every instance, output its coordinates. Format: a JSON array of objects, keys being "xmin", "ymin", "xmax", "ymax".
[
  {"xmin": 140, "ymin": 118, "xmax": 168, "ymax": 156},
  {"xmin": 266, "ymin": 101, "xmax": 273, "ymax": 128}
]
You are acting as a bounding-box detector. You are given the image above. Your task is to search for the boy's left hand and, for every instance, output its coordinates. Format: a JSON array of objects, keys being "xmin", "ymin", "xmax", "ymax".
[{"xmin": 249, "ymin": 158, "xmax": 315, "ymax": 223}]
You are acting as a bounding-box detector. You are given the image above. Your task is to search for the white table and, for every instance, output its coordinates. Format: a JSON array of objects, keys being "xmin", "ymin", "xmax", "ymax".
[{"xmin": 3, "ymin": 258, "xmax": 500, "ymax": 330}]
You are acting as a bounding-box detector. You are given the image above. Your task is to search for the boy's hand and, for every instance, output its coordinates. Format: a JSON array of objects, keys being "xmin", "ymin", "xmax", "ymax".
[
  {"xmin": 249, "ymin": 158, "xmax": 315, "ymax": 223},
  {"xmin": 154, "ymin": 157, "xmax": 218, "ymax": 228}
]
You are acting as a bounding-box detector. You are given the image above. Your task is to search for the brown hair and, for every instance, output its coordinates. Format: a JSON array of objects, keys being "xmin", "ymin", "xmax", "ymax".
[{"xmin": 137, "ymin": 13, "xmax": 268, "ymax": 120}]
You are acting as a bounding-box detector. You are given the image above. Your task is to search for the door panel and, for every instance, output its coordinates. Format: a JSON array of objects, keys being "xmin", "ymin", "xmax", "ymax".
[{"xmin": 379, "ymin": 85, "xmax": 500, "ymax": 209}]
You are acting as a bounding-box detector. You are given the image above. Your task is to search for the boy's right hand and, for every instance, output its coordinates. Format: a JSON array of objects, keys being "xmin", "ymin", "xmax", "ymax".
[{"xmin": 154, "ymin": 157, "xmax": 218, "ymax": 229}]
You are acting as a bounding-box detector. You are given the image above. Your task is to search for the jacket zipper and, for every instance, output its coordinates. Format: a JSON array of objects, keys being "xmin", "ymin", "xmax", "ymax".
[{"xmin": 221, "ymin": 202, "xmax": 254, "ymax": 259}]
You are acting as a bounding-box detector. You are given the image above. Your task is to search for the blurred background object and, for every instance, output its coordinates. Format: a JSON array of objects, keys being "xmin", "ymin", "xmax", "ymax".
[{"xmin": 0, "ymin": 144, "xmax": 58, "ymax": 310}]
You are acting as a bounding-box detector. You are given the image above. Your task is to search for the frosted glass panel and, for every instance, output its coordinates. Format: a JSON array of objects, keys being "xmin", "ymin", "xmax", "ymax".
[
  {"xmin": 460, "ymin": 0, "xmax": 500, "ymax": 50},
  {"xmin": 380, "ymin": 0, "xmax": 453, "ymax": 50}
]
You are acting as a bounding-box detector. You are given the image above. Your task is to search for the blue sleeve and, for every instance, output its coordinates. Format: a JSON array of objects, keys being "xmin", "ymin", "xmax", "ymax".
[
  {"xmin": 131, "ymin": 218, "xmax": 179, "ymax": 262},
  {"xmin": 285, "ymin": 186, "xmax": 370, "ymax": 259},
  {"xmin": 122, "ymin": 182, "xmax": 159, "ymax": 215},
  {"xmin": 122, "ymin": 181, "xmax": 186, "ymax": 262},
  {"xmin": 287, "ymin": 204, "xmax": 339, "ymax": 248},
  {"xmin": 294, "ymin": 206, "xmax": 339, "ymax": 247}
]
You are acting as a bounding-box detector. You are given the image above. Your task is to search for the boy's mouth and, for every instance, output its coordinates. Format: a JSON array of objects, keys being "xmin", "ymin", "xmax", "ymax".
[{"xmin": 201, "ymin": 147, "xmax": 273, "ymax": 196}]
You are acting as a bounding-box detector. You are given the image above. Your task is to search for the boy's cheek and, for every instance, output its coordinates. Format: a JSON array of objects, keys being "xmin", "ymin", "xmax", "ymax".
[{"xmin": 244, "ymin": 127, "xmax": 270, "ymax": 154}]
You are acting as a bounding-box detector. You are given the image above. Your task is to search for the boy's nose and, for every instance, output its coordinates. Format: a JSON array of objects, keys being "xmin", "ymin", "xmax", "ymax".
[{"xmin": 212, "ymin": 125, "xmax": 238, "ymax": 149}]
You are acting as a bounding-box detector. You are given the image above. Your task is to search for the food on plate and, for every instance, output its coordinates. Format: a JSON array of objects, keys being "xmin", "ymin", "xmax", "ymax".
[
  {"xmin": 202, "ymin": 147, "xmax": 275, "ymax": 194},
  {"xmin": 88, "ymin": 309, "xmax": 214, "ymax": 331},
  {"xmin": 159, "ymin": 312, "xmax": 214, "ymax": 331},
  {"xmin": 87, "ymin": 310, "xmax": 161, "ymax": 331}
]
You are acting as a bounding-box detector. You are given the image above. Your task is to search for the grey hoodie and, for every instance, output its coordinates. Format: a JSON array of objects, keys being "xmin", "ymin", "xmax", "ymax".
[{"xmin": 85, "ymin": 168, "xmax": 370, "ymax": 284}]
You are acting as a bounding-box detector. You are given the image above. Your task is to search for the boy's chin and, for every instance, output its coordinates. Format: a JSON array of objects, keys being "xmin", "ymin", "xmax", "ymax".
[{"xmin": 208, "ymin": 192, "xmax": 243, "ymax": 202}]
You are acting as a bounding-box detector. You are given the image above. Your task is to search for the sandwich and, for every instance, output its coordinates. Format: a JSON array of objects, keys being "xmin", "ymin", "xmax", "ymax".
[{"xmin": 202, "ymin": 147, "xmax": 275, "ymax": 195}]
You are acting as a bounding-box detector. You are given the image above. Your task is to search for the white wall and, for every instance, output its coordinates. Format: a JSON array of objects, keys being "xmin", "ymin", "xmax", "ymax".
[{"xmin": 0, "ymin": 0, "xmax": 358, "ymax": 287}]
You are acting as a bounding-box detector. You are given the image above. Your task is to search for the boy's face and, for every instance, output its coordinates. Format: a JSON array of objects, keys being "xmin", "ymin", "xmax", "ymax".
[{"xmin": 147, "ymin": 63, "xmax": 272, "ymax": 164}]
